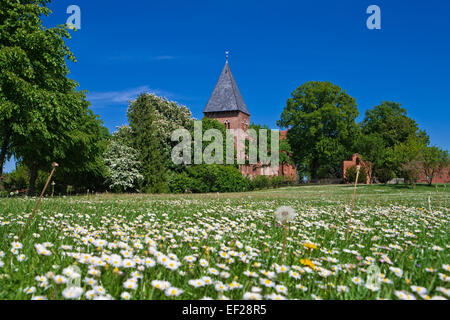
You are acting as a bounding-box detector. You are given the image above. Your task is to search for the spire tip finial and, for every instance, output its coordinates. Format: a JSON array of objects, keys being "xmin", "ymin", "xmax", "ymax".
[{"xmin": 225, "ymin": 51, "xmax": 229, "ymax": 63}]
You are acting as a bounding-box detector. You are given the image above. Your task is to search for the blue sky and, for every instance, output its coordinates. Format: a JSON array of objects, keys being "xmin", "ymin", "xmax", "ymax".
[{"xmin": 4, "ymin": 0, "xmax": 450, "ymax": 172}]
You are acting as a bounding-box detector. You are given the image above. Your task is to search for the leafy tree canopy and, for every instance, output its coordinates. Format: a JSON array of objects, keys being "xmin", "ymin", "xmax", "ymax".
[
  {"xmin": 0, "ymin": 0, "xmax": 107, "ymax": 195},
  {"xmin": 278, "ymin": 81, "xmax": 359, "ymax": 180}
]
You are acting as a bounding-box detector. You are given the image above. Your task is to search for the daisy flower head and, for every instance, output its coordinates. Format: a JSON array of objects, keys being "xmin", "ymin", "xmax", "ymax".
[
  {"xmin": 23, "ymin": 287, "xmax": 36, "ymax": 295},
  {"xmin": 121, "ymin": 292, "xmax": 132, "ymax": 300},
  {"xmin": 17, "ymin": 254, "xmax": 26, "ymax": 262},
  {"xmin": 394, "ymin": 290, "xmax": 416, "ymax": 300},
  {"xmin": 275, "ymin": 206, "xmax": 297, "ymax": 224},
  {"xmin": 85, "ymin": 290, "xmax": 96, "ymax": 300},
  {"xmin": 35, "ymin": 244, "xmax": 51, "ymax": 256},
  {"xmin": 243, "ymin": 292, "xmax": 262, "ymax": 300},
  {"xmin": 123, "ymin": 279, "xmax": 138, "ymax": 290},
  {"xmin": 214, "ymin": 282, "xmax": 229, "ymax": 292},
  {"xmin": 201, "ymin": 276, "xmax": 213, "ymax": 285},
  {"xmin": 243, "ymin": 270, "xmax": 258, "ymax": 278},
  {"xmin": 337, "ymin": 285, "xmax": 348, "ymax": 293},
  {"xmin": 12, "ymin": 242, "xmax": 23, "ymax": 250},
  {"xmin": 199, "ymin": 259, "xmax": 209, "ymax": 267},
  {"xmin": 228, "ymin": 281, "xmax": 243, "ymax": 290},
  {"xmin": 266, "ymin": 293, "xmax": 287, "ymax": 300},
  {"xmin": 62, "ymin": 287, "xmax": 83, "ymax": 300},
  {"xmin": 165, "ymin": 287, "xmax": 183, "ymax": 297},
  {"xmin": 296, "ymin": 284, "xmax": 308, "ymax": 292},
  {"xmin": 275, "ymin": 285, "xmax": 288, "ymax": 294},
  {"xmin": 83, "ymin": 277, "xmax": 98, "ymax": 287},
  {"xmin": 436, "ymin": 287, "xmax": 450, "ymax": 297},
  {"xmin": 411, "ymin": 286, "xmax": 427, "ymax": 295},
  {"xmin": 122, "ymin": 259, "xmax": 136, "ymax": 269},
  {"xmin": 53, "ymin": 275, "xmax": 68, "ymax": 285},
  {"xmin": 152, "ymin": 280, "xmax": 170, "ymax": 290},
  {"xmin": 188, "ymin": 279, "xmax": 206, "ymax": 288},
  {"xmin": 63, "ymin": 266, "xmax": 81, "ymax": 279},
  {"xmin": 275, "ymin": 265, "xmax": 290, "ymax": 273},
  {"xmin": 260, "ymin": 278, "xmax": 275, "ymax": 288},
  {"xmin": 144, "ymin": 258, "xmax": 156, "ymax": 268},
  {"xmin": 165, "ymin": 259, "xmax": 181, "ymax": 271},
  {"xmin": 365, "ymin": 283, "xmax": 380, "ymax": 292},
  {"xmin": 389, "ymin": 267, "xmax": 403, "ymax": 278}
]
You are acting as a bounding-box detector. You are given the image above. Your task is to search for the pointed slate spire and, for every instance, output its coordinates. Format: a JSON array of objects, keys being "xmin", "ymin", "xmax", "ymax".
[{"xmin": 203, "ymin": 61, "xmax": 250, "ymax": 116}]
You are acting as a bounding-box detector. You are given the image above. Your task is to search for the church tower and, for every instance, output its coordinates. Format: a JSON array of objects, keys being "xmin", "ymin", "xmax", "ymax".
[{"xmin": 203, "ymin": 56, "xmax": 250, "ymax": 131}]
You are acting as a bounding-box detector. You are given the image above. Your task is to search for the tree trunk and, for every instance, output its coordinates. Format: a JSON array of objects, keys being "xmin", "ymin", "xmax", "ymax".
[
  {"xmin": 27, "ymin": 164, "xmax": 39, "ymax": 197},
  {"xmin": 428, "ymin": 172, "xmax": 434, "ymax": 186}
]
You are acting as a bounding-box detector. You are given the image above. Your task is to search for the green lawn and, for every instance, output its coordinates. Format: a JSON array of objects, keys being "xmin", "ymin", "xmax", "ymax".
[{"xmin": 0, "ymin": 184, "xmax": 448, "ymax": 300}]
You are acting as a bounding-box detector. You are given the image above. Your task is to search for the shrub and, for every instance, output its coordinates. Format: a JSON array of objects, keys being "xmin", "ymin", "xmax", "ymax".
[
  {"xmin": 252, "ymin": 175, "xmax": 272, "ymax": 190},
  {"xmin": 376, "ymin": 168, "xmax": 395, "ymax": 184},
  {"xmin": 0, "ymin": 191, "xmax": 9, "ymax": 198},
  {"xmin": 182, "ymin": 165, "xmax": 250, "ymax": 193},
  {"xmin": 213, "ymin": 166, "xmax": 250, "ymax": 193},
  {"xmin": 271, "ymin": 176, "xmax": 285, "ymax": 188},
  {"xmin": 3, "ymin": 164, "xmax": 62, "ymax": 195},
  {"xmin": 168, "ymin": 172, "xmax": 193, "ymax": 194},
  {"xmin": 187, "ymin": 165, "xmax": 219, "ymax": 193},
  {"xmin": 344, "ymin": 165, "xmax": 368, "ymax": 184},
  {"xmin": 401, "ymin": 160, "xmax": 422, "ymax": 187},
  {"xmin": 3, "ymin": 164, "xmax": 29, "ymax": 191}
]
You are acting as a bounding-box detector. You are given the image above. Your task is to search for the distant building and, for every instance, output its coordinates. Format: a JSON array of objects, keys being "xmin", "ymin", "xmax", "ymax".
[
  {"xmin": 417, "ymin": 167, "xmax": 450, "ymax": 184},
  {"xmin": 342, "ymin": 153, "xmax": 372, "ymax": 184},
  {"xmin": 204, "ymin": 58, "xmax": 297, "ymax": 181}
]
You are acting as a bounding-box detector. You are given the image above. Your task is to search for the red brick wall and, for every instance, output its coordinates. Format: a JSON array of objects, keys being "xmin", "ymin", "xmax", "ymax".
[
  {"xmin": 204, "ymin": 114, "xmax": 298, "ymax": 182},
  {"xmin": 204, "ymin": 111, "xmax": 250, "ymax": 131},
  {"xmin": 342, "ymin": 154, "xmax": 372, "ymax": 184},
  {"xmin": 417, "ymin": 167, "xmax": 450, "ymax": 184}
]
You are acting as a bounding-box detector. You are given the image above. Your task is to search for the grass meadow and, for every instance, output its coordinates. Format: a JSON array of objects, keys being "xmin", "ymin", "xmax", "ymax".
[{"xmin": 0, "ymin": 184, "xmax": 449, "ymax": 300}]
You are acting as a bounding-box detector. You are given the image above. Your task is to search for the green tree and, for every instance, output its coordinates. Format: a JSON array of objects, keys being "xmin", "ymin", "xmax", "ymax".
[
  {"xmin": 195, "ymin": 118, "xmax": 227, "ymax": 165},
  {"xmin": 113, "ymin": 125, "xmax": 134, "ymax": 148},
  {"xmin": 278, "ymin": 81, "xmax": 359, "ymax": 180},
  {"xmin": 53, "ymin": 112, "xmax": 110, "ymax": 193},
  {"xmin": 104, "ymin": 132, "xmax": 143, "ymax": 193},
  {"xmin": 359, "ymin": 101, "xmax": 430, "ymax": 180},
  {"xmin": 392, "ymin": 137, "xmax": 426, "ymax": 185},
  {"xmin": 127, "ymin": 94, "xmax": 169, "ymax": 193},
  {"xmin": 279, "ymin": 138, "xmax": 294, "ymax": 175},
  {"xmin": 0, "ymin": 0, "xmax": 97, "ymax": 195},
  {"xmin": 361, "ymin": 101, "xmax": 429, "ymax": 148},
  {"xmin": 420, "ymin": 147, "xmax": 449, "ymax": 186}
]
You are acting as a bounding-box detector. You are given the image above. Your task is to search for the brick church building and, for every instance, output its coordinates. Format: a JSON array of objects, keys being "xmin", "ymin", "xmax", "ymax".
[{"xmin": 203, "ymin": 59, "xmax": 297, "ymax": 181}]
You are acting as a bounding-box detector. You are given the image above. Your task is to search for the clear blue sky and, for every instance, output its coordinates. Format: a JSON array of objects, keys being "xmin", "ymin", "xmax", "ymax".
[{"xmin": 4, "ymin": 0, "xmax": 450, "ymax": 172}]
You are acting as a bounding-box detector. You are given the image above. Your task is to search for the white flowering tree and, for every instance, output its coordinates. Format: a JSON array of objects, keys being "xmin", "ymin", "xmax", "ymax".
[{"xmin": 104, "ymin": 137, "xmax": 143, "ymax": 193}]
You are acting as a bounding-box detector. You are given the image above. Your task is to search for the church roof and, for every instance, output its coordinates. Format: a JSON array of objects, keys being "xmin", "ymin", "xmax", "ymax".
[{"xmin": 203, "ymin": 62, "xmax": 250, "ymax": 116}]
